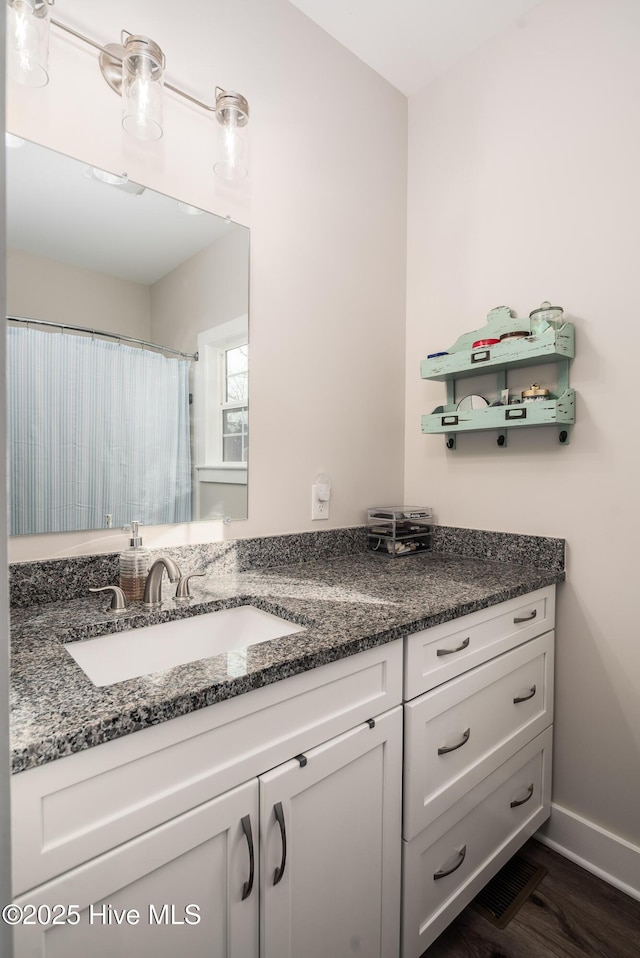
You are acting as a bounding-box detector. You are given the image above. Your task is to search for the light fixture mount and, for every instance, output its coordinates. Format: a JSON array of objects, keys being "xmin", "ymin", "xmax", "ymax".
[
  {"xmin": 98, "ymin": 32, "xmax": 165, "ymax": 96},
  {"xmin": 99, "ymin": 42, "xmax": 126, "ymax": 94},
  {"xmin": 214, "ymin": 88, "xmax": 249, "ymax": 127}
]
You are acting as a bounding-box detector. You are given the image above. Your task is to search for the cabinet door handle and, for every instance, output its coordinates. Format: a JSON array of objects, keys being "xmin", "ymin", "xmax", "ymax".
[
  {"xmin": 240, "ymin": 814, "xmax": 255, "ymax": 901},
  {"xmin": 514, "ymin": 609, "xmax": 537, "ymax": 623},
  {"xmin": 433, "ymin": 845, "xmax": 467, "ymax": 880},
  {"xmin": 438, "ymin": 728, "xmax": 471, "ymax": 755},
  {"xmin": 436, "ymin": 636, "xmax": 470, "ymax": 657},
  {"xmin": 510, "ymin": 783, "xmax": 535, "ymax": 808},
  {"xmin": 513, "ymin": 684, "xmax": 537, "ymax": 704},
  {"xmin": 273, "ymin": 802, "xmax": 287, "ymax": 886}
]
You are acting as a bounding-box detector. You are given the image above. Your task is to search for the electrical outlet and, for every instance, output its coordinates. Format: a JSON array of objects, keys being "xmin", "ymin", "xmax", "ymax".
[{"xmin": 311, "ymin": 483, "xmax": 330, "ymax": 520}]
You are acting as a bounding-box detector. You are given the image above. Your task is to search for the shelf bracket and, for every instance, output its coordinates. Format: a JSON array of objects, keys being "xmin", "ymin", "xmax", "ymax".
[
  {"xmin": 558, "ymin": 426, "xmax": 571, "ymax": 445},
  {"xmin": 495, "ymin": 371, "xmax": 508, "ymax": 447},
  {"xmin": 445, "ymin": 380, "xmax": 456, "ymax": 407},
  {"xmin": 557, "ymin": 359, "xmax": 570, "ymax": 393},
  {"xmin": 444, "ymin": 380, "xmax": 457, "ymax": 448}
]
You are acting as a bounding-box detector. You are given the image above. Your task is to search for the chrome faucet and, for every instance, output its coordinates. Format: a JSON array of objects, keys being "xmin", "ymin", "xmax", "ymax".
[{"xmin": 142, "ymin": 556, "xmax": 182, "ymax": 609}]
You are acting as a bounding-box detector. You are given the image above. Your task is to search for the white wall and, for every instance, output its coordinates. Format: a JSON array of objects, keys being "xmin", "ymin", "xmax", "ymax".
[
  {"xmin": 6, "ymin": 0, "xmax": 407, "ymax": 561},
  {"xmin": 7, "ymin": 249, "xmax": 151, "ymax": 338},
  {"xmin": 405, "ymin": 0, "xmax": 640, "ymax": 858},
  {"xmin": 150, "ymin": 226, "xmax": 249, "ymax": 354}
]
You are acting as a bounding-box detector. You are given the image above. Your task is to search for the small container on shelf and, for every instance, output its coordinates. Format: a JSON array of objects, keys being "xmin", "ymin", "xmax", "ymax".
[
  {"xmin": 367, "ymin": 507, "xmax": 433, "ymax": 557},
  {"xmin": 522, "ymin": 383, "xmax": 551, "ymax": 402}
]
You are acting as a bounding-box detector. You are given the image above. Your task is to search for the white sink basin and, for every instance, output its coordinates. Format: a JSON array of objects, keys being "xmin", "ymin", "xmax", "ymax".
[{"xmin": 64, "ymin": 605, "xmax": 304, "ymax": 687}]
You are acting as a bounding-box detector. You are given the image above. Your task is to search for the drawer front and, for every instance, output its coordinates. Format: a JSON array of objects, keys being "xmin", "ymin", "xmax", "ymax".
[
  {"xmin": 402, "ymin": 727, "xmax": 552, "ymax": 958},
  {"xmin": 404, "ymin": 586, "xmax": 555, "ymax": 700},
  {"xmin": 12, "ymin": 640, "xmax": 402, "ymax": 896},
  {"xmin": 403, "ymin": 631, "xmax": 553, "ymax": 839}
]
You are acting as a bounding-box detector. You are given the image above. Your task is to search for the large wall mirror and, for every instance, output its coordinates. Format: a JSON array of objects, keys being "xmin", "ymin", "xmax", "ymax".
[{"xmin": 6, "ymin": 138, "xmax": 249, "ymax": 536}]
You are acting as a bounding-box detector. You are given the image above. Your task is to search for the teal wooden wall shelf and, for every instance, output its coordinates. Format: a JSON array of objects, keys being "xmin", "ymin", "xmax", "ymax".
[{"xmin": 421, "ymin": 306, "xmax": 576, "ymax": 449}]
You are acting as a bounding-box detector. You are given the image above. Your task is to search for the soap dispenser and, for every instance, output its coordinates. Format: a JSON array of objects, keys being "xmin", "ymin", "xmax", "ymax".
[{"xmin": 119, "ymin": 521, "xmax": 150, "ymax": 602}]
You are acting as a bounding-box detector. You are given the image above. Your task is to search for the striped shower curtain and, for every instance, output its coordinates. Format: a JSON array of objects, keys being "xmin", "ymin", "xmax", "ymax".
[{"xmin": 8, "ymin": 327, "xmax": 192, "ymax": 534}]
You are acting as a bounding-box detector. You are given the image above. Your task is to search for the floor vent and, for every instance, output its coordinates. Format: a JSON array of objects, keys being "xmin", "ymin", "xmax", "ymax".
[{"xmin": 471, "ymin": 855, "xmax": 548, "ymax": 929}]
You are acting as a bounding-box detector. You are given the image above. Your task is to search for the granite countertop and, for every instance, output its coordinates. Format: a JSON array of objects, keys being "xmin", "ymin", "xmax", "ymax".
[{"xmin": 10, "ymin": 550, "xmax": 564, "ymax": 774}]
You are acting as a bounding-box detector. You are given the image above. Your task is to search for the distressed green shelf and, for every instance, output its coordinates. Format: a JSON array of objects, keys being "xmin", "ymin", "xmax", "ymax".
[
  {"xmin": 421, "ymin": 306, "xmax": 576, "ymax": 448},
  {"xmin": 422, "ymin": 389, "xmax": 575, "ymax": 435}
]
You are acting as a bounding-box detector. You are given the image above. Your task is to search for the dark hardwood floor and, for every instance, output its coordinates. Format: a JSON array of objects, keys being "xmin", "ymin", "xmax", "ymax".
[{"xmin": 425, "ymin": 839, "xmax": 640, "ymax": 958}]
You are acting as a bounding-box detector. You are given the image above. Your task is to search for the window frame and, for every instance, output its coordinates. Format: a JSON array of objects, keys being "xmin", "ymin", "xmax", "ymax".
[{"xmin": 194, "ymin": 316, "xmax": 248, "ymax": 486}]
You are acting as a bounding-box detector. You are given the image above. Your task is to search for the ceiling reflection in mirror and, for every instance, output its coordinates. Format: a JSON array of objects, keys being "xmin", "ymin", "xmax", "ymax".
[{"xmin": 6, "ymin": 139, "xmax": 249, "ymax": 535}]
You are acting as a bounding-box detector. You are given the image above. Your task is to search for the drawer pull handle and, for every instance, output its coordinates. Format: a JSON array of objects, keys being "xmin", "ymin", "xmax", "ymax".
[
  {"xmin": 240, "ymin": 814, "xmax": 255, "ymax": 901},
  {"xmin": 510, "ymin": 783, "xmax": 535, "ymax": 808},
  {"xmin": 513, "ymin": 684, "xmax": 537, "ymax": 704},
  {"xmin": 434, "ymin": 845, "xmax": 467, "ymax": 880},
  {"xmin": 436, "ymin": 637, "xmax": 470, "ymax": 657},
  {"xmin": 273, "ymin": 802, "xmax": 287, "ymax": 886},
  {"xmin": 438, "ymin": 728, "xmax": 471, "ymax": 755},
  {"xmin": 514, "ymin": 609, "xmax": 537, "ymax": 624}
]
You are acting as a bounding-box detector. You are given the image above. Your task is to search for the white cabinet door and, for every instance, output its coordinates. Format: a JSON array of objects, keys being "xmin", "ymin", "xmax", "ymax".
[
  {"xmin": 13, "ymin": 778, "xmax": 259, "ymax": 958},
  {"xmin": 259, "ymin": 706, "xmax": 402, "ymax": 958}
]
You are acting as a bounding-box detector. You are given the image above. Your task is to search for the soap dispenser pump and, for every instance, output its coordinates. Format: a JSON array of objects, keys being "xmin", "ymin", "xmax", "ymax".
[{"xmin": 119, "ymin": 521, "xmax": 150, "ymax": 602}]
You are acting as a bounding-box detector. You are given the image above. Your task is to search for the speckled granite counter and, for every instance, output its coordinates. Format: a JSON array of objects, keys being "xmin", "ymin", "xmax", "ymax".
[{"xmin": 10, "ymin": 543, "xmax": 565, "ymax": 774}]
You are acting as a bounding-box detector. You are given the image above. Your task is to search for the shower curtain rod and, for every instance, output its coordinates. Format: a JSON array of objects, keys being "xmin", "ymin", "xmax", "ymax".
[{"xmin": 7, "ymin": 315, "xmax": 199, "ymax": 361}]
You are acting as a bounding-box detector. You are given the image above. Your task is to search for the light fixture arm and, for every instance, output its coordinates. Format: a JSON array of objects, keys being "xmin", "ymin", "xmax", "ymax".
[{"xmin": 50, "ymin": 17, "xmax": 230, "ymax": 115}]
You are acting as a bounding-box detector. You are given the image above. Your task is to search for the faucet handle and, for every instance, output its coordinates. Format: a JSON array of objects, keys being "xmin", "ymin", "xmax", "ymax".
[
  {"xmin": 89, "ymin": 585, "xmax": 128, "ymax": 611},
  {"xmin": 174, "ymin": 571, "xmax": 206, "ymax": 601}
]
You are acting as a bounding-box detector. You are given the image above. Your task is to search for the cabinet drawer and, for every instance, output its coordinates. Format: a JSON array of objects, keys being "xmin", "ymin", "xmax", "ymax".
[
  {"xmin": 402, "ymin": 727, "xmax": 552, "ymax": 958},
  {"xmin": 403, "ymin": 630, "xmax": 553, "ymax": 839},
  {"xmin": 403, "ymin": 586, "xmax": 555, "ymax": 700},
  {"xmin": 12, "ymin": 640, "xmax": 402, "ymax": 896}
]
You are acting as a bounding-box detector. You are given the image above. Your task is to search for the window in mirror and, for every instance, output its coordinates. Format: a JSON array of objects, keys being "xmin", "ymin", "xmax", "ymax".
[
  {"xmin": 223, "ymin": 343, "xmax": 249, "ymax": 463},
  {"xmin": 194, "ymin": 318, "xmax": 248, "ymax": 521}
]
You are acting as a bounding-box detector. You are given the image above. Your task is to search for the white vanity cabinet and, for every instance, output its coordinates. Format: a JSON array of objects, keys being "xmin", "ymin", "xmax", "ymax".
[
  {"xmin": 13, "ymin": 779, "xmax": 260, "ymax": 958},
  {"xmin": 401, "ymin": 585, "xmax": 555, "ymax": 958},
  {"xmin": 10, "ymin": 582, "xmax": 558, "ymax": 957},
  {"xmin": 11, "ymin": 641, "xmax": 403, "ymax": 958}
]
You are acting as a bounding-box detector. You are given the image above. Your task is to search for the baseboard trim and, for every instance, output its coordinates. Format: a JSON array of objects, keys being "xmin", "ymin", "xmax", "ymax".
[{"xmin": 535, "ymin": 803, "xmax": 640, "ymax": 902}]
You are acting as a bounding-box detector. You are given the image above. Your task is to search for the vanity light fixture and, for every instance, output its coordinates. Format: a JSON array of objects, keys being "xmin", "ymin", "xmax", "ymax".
[
  {"xmin": 5, "ymin": 0, "xmax": 251, "ymax": 178},
  {"xmin": 177, "ymin": 202, "xmax": 205, "ymax": 215},
  {"xmin": 84, "ymin": 167, "xmax": 129, "ymax": 187},
  {"xmin": 7, "ymin": 0, "xmax": 53, "ymax": 88},
  {"xmin": 83, "ymin": 166, "xmax": 146, "ymax": 195},
  {"xmin": 5, "ymin": 132, "xmax": 27, "ymax": 148}
]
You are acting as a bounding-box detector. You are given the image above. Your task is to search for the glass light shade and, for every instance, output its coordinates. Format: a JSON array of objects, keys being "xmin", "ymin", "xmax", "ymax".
[
  {"xmin": 7, "ymin": 0, "xmax": 51, "ymax": 88},
  {"xmin": 86, "ymin": 167, "xmax": 129, "ymax": 186},
  {"xmin": 177, "ymin": 201, "xmax": 205, "ymax": 215},
  {"xmin": 214, "ymin": 111, "xmax": 248, "ymax": 181},
  {"xmin": 214, "ymin": 90, "xmax": 249, "ymax": 182},
  {"xmin": 121, "ymin": 35, "xmax": 164, "ymax": 142}
]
